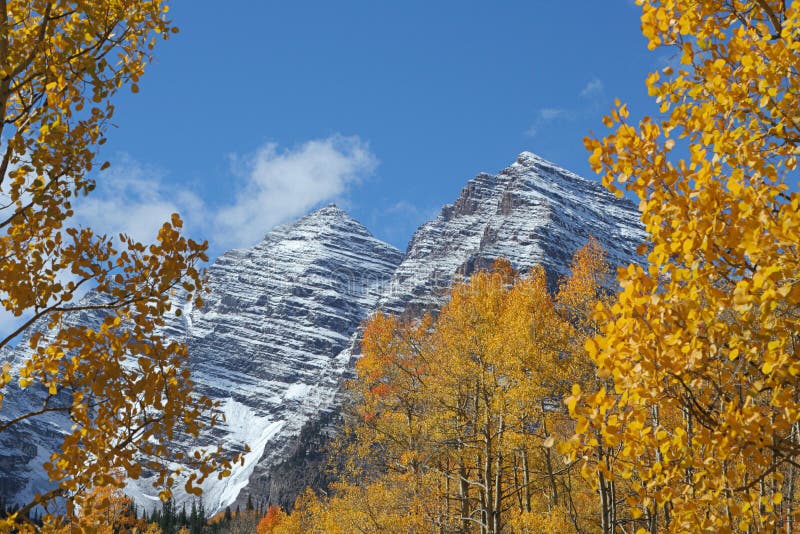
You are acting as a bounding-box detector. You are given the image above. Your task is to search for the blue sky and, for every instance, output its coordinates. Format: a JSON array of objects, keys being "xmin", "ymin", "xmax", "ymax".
[{"xmin": 90, "ymin": 1, "xmax": 663, "ymax": 257}]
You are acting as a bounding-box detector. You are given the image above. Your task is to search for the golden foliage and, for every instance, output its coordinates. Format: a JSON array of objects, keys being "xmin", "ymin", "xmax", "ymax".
[
  {"xmin": 256, "ymin": 505, "xmax": 288, "ymax": 534},
  {"xmin": 0, "ymin": 1, "xmax": 236, "ymax": 530},
  {"xmin": 274, "ymin": 475, "xmax": 431, "ymax": 534},
  {"xmin": 506, "ymin": 504, "xmax": 579, "ymax": 534},
  {"xmin": 268, "ymin": 489, "xmax": 320, "ymax": 534},
  {"xmin": 67, "ymin": 480, "xmax": 145, "ymax": 533},
  {"xmin": 570, "ymin": 0, "xmax": 800, "ymax": 532},
  {"xmin": 11, "ymin": 478, "xmax": 147, "ymax": 533}
]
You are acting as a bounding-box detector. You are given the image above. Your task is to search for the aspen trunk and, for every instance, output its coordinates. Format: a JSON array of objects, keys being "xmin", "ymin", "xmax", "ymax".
[
  {"xmin": 484, "ymin": 441, "xmax": 494, "ymax": 534},
  {"xmin": 650, "ymin": 404, "xmax": 660, "ymax": 533},
  {"xmin": 494, "ymin": 451, "xmax": 502, "ymax": 533},
  {"xmin": 598, "ymin": 451, "xmax": 611, "ymax": 534},
  {"xmin": 460, "ymin": 461, "xmax": 471, "ymax": 533},
  {"xmin": 512, "ymin": 451, "xmax": 523, "ymax": 513},
  {"xmin": 443, "ymin": 461, "xmax": 450, "ymax": 534},
  {"xmin": 478, "ymin": 453, "xmax": 487, "ymax": 534},
  {"xmin": 541, "ymin": 401, "xmax": 559, "ymax": 508},
  {"xmin": 787, "ymin": 423, "xmax": 798, "ymax": 534},
  {"xmin": 609, "ymin": 475, "xmax": 617, "ymax": 532},
  {"xmin": 566, "ymin": 468, "xmax": 582, "ymax": 533},
  {"xmin": 522, "ymin": 449, "xmax": 532, "ymax": 513}
]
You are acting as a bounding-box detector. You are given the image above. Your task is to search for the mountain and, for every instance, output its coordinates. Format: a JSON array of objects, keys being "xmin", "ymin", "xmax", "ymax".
[
  {"xmin": 239, "ymin": 151, "xmax": 645, "ymax": 508},
  {"xmin": 0, "ymin": 205, "xmax": 403, "ymax": 515},
  {"xmin": 0, "ymin": 151, "xmax": 645, "ymax": 515}
]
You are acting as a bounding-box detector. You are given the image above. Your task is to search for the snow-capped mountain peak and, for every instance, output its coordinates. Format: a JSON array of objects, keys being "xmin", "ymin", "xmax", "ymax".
[{"xmin": 0, "ymin": 152, "xmax": 644, "ymax": 515}]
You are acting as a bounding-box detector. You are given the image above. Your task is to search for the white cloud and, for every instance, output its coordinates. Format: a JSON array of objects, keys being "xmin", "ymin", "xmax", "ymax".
[
  {"xmin": 538, "ymin": 108, "xmax": 566, "ymax": 120},
  {"xmin": 61, "ymin": 135, "xmax": 377, "ymax": 254},
  {"xmin": 580, "ymin": 77, "xmax": 605, "ymax": 98},
  {"xmin": 74, "ymin": 155, "xmax": 205, "ymax": 243},
  {"xmin": 212, "ymin": 135, "xmax": 377, "ymax": 248},
  {"xmin": 525, "ymin": 108, "xmax": 568, "ymax": 137}
]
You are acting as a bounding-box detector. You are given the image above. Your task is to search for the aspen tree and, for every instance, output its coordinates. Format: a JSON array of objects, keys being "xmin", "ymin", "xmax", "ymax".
[
  {"xmin": 0, "ymin": 2, "xmax": 235, "ymax": 529},
  {"xmin": 570, "ymin": 1, "xmax": 800, "ymax": 532}
]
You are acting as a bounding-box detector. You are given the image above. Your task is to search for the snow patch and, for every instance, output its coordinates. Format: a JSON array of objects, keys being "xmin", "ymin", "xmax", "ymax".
[
  {"xmin": 200, "ymin": 398, "xmax": 285, "ymax": 515},
  {"xmin": 283, "ymin": 383, "xmax": 312, "ymax": 401}
]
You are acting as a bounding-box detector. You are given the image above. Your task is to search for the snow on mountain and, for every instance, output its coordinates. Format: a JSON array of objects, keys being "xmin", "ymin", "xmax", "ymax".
[
  {"xmin": 0, "ymin": 152, "xmax": 645, "ymax": 515},
  {"xmin": 132, "ymin": 205, "xmax": 403, "ymax": 515}
]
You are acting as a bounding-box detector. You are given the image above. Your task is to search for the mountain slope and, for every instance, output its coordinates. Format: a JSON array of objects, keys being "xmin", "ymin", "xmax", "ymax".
[{"xmin": 128, "ymin": 205, "xmax": 403, "ymax": 514}]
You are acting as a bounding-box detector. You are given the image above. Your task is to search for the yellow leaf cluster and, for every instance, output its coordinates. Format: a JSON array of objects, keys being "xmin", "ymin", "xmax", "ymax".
[
  {"xmin": 0, "ymin": 1, "xmax": 237, "ymax": 530},
  {"xmin": 573, "ymin": 1, "xmax": 800, "ymax": 532}
]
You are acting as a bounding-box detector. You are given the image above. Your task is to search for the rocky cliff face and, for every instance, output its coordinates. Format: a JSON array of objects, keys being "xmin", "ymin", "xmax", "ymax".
[
  {"xmin": 380, "ymin": 151, "xmax": 644, "ymax": 314},
  {"xmin": 0, "ymin": 152, "xmax": 645, "ymax": 516},
  {"xmin": 157, "ymin": 205, "xmax": 402, "ymax": 514}
]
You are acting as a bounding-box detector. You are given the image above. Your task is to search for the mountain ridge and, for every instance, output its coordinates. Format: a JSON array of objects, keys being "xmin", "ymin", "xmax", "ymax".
[{"xmin": 0, "ymin": 151, "xmax": 645, "ymax": 515}]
